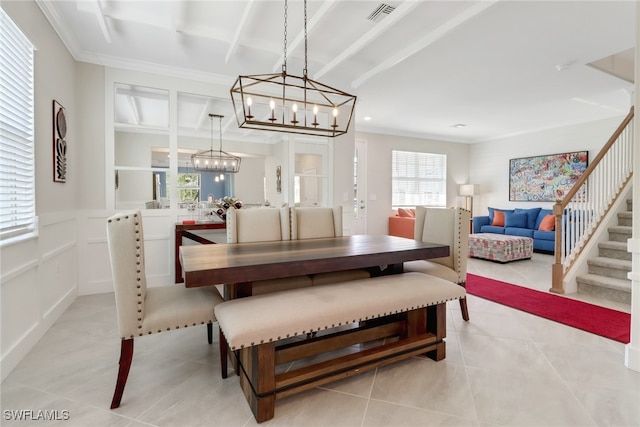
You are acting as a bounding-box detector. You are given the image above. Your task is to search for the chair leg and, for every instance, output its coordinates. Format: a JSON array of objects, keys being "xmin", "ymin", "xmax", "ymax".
[
  {"xmin": 219, "ymin": 327, "xmax": 228, "ymax": 379},
  {"xmin": 110, "ymin": 338, "xmax": 134, "ymax": 409},
  {"xmin": 207, "ymin": 323, "xmax": 213, "ymax": 344},
  {"xmin": 460, "ymin": 297, "xmax": 470, "ymax": 321}
]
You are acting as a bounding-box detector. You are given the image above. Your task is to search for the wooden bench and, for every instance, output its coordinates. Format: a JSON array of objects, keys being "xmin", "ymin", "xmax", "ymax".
[{"xmin": 214, "ymin": 272, "xmax": 465, "ymax": 423}]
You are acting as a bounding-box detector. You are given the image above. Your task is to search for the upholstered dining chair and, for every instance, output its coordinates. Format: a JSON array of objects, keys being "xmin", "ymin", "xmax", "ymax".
[
  {"xmin": 403, "ymin": 207, "xmax": 471, "ymax": 321},
  {"xmin": 290, "ymin": 206, "xmax": 371, "ymax": 286},
  {"xmin": 106, "ymin": 210, "xmax": 225, "ymax": 409},
  {"xmin": 226, "ymin": 206, "xmax": 312, "ymax": 295}
]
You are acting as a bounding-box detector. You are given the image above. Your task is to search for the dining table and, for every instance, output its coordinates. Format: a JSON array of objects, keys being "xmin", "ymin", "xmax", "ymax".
[{"xmin": 179, "ymin": 234, "xmax": 450, "ymax": 297}]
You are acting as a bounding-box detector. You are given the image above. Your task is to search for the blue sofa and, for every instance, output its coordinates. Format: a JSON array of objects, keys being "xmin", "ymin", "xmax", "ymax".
[{"xmin": 472, "ymin": 207, "xmax": 555, "ymax": 253}]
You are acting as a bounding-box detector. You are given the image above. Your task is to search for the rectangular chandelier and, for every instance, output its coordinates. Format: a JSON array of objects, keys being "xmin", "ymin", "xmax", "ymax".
[{"xmin": 230, "ymin": 72, "xmax": 357, "ymax": 138}]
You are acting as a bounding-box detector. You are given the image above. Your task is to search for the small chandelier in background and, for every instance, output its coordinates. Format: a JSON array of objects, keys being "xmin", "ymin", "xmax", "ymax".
[
  {"xmin": 191, "ymin": 114, "xmax": 241, "ymax": 178},
  {"xmin": 230, "ymin": 0, "xmax": 356, "ymax": 138}
]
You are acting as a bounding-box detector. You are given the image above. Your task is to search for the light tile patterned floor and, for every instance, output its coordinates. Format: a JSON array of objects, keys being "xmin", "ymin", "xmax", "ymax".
[{"xmin": 2, "ymin": 254, "xmax": 638, "ymax": 426}]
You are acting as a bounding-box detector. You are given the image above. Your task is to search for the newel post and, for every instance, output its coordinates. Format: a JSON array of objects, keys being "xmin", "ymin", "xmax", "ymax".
[{"xmin": 550, "ymin": 202, "xmax": 565, "ymax": 294}]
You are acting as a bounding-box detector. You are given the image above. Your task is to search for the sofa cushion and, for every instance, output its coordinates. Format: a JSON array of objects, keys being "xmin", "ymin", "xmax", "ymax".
[
  {"xmin": 533, "ymin": 230, "xmax": 555, "ymax": 241},
  {"xmin": 514, "ymin": 208, "xmax": 541, "ymax": 229},
  {"xmin": 504, "ymin": 212, "xmax": 527, "ymax": 228},
  {"xmin": 480, "ymin": 225, "xmax": 505, "ymax": 234},
  {"xmin": 534, "ymin": 209, "xmax": 553, "ymax": 230},
  {"xmin": 538, "ymin": 214, "xmax": 555, "ymax": 231},
  {"xmin": 505, "ymin": 227, "xmax": 534, "ymax": 238}
]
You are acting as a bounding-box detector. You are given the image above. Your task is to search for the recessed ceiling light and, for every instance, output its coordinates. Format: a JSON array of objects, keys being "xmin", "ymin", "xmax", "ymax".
[
  {"xmin": 364, "ymin": 116, "xmax": 372, "ymax": 121},
  {"xmin": 451, "ymin": 123, "xmax": 467, "ymax": 129}
]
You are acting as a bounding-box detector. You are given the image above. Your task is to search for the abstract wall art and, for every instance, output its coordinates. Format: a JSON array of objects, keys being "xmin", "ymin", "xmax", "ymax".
[
  {"xmin": 509, "ymin": 151, "xmax": 588, "ymax": 202},
  {"xmin": 52, "ymin": 100, "xmax": 67, "ymax": 183}
]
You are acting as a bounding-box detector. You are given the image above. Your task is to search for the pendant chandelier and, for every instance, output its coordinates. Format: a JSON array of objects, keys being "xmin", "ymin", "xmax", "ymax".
[
  {"xmin": 191, "ymin": 114, "xmax": 241, "ymax": 175},
  {"xmin": 230, "ymin": 0, "xmax": 357, "ymax": 138}
]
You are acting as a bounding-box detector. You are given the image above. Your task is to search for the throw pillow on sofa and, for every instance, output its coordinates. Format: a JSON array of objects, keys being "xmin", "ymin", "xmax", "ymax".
[
  {"xmin": 504, "ymin": 212, "xmax": 528, "ymax": 228},
  {"xmin": 488, "ymin": 207, "xmax": 514, "ymax": 224},
  {"xmin": 514, "ymin": 207, "xmax": 542, "ymax": 229},
  {"xmin": 539, "ymin": 214, "xmax": 555, "ymax": 231},
  {"xmin": 492, "ymin": 210, "xmax": 506, "ymax": 226}
]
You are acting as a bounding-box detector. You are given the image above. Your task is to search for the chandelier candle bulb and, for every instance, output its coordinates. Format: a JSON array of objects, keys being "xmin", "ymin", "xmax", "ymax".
[
  {"xmin": 291, "ymin": 103, "xmax": 298, "ymax": 124},
  {"xmin": 269, "ymin": 99, "xmax": 276, "ymax": 122},
  {"xmin": 332, "ymin": 107, "xmax": 338, "ymax": 128},
  {"xmin": 246, "ymin": 97, "xmax": 253, "ymax": 119}
]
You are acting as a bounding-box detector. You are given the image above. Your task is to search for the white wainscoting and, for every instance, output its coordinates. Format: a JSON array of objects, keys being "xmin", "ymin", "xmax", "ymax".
[{"xmin": 1, "ymin": 212, "xmax": 78, "ymax": 381}]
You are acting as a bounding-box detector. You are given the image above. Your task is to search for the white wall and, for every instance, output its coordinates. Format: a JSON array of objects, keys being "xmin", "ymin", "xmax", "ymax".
[
  {"xmin": 355, "ymin": 131, "xmax": 471, "ymax": 235},
  {"xmin": 468, "ymin": 116, "xmax": 628, "ymax": 217},
  {"xmin": 1, "ymin": 1, "xmax": 79, "ymax": 381}
]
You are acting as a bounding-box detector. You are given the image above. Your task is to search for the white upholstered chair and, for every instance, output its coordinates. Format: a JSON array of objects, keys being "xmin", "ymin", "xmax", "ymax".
[
  {"xmin": 106, "ymin": 210, "xmax": 225, "ymax": 409},
  {"xmin": 226, "ymin": 206, "xmax": 312, "ymax": 295},
  {"xmin": 290, "ymin": 206, "xmax": 371, "ymax": 286},
  {"xmin": 403, "ymin": 207, "xmax": 470, "ymax": 321}
]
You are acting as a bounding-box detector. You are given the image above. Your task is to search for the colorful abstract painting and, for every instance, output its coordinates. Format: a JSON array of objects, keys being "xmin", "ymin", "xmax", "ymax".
[{"xmin": 509, "ymin": 151, "xmax": 588, "ymax": 202}]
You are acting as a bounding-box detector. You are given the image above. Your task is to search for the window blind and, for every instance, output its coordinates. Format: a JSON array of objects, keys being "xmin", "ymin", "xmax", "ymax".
[
  {"xmin": 392, "ymin": 150, "xmax": 446, "ymax": 208},
  {"xmin": 0, "ymin": 8, "xmax": 36, "ymax": 242}
]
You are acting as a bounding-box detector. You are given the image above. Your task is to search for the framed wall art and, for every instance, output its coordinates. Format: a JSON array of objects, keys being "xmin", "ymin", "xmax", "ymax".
[
  {"xmin": 509, "ymin": 150, "xmax": 588, "ymax": 202},
  {"xmin": 52, "ymin": 100, "xmax": 67, "ymax": 183}
]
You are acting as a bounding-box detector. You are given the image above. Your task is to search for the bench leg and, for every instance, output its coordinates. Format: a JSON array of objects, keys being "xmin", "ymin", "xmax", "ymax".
[{"xmin": 238, "ymin": 343, "xmax": 276, "ymax": 423}]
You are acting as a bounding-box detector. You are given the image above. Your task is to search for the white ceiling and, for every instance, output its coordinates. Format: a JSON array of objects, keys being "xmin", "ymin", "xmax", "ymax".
[{"xmin": 36, "ymin": 0, "xmax": 636, "ymax": 144}]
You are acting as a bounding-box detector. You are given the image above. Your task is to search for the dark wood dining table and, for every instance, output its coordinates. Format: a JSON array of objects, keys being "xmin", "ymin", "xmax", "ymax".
[{"xmin": 179, "ymin": 234, "xmax": 449, "ymax": 296}]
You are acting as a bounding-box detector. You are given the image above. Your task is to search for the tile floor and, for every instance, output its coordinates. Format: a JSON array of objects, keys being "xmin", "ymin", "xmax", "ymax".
[{"xmin": 2, "ymin": 254, "xmax": 638, "ymax": 426}]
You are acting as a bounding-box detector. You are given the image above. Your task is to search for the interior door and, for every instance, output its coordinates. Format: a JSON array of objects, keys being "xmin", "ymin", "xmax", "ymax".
[{"xmin": 352, "ymin": 139, "xmax": 367, "ymax": 235}]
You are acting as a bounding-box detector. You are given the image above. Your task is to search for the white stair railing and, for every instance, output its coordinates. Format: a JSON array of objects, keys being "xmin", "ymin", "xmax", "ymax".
[{"xmin": 551, "ymin": 107, "xmax": 634, "ymax": 294}]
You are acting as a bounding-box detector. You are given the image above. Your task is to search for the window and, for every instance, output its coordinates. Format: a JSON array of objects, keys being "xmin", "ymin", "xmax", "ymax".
[
  {"xmin": 177, "ymin": 173, "xmax": 200, "ymax": 205},
  {"xmin": 392, "ymin": 150, "xmax": 446, "ymax": 208},
  {"xmin": 0, "ymin": 9, "xmax": 36, "ymax": 243}
]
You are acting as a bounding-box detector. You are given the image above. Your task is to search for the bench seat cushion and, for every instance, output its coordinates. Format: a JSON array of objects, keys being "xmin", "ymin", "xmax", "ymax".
[{"xmin": 214, "ymin": 272, "xmax": 465, "ymax": 350}]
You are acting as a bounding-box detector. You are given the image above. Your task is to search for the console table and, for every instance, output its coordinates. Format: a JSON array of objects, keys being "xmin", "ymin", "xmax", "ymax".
[{"xmin": 174, "ymin": 222, "xmax": 226, "ymax": 283}]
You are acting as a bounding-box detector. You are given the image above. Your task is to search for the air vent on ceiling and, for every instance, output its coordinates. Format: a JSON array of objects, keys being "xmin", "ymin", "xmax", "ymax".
[{"xmin": 367, "ymin": 3, "xmax": 396, "ymax": 22}]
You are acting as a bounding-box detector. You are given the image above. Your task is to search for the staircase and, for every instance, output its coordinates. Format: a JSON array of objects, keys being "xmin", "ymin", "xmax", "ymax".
[{"xmin": 575, "ymin": 199, "xmax": 632, "ymax": 304}]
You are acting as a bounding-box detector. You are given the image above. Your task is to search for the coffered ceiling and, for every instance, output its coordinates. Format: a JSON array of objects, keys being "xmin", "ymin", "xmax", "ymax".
[{"xmin": 36, "ymin": 0, "xmax": 636, "ymax": 143}]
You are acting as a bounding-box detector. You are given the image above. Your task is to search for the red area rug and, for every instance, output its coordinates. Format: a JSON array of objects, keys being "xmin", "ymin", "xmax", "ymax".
[{"xmin": 466, "ymin": 274, "xmax": 630, "ymax": 343}]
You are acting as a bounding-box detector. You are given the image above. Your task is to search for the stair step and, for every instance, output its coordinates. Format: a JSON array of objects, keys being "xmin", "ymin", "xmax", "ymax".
[
  {"xmin": 598, "ymin": 241, "xmax": 631, "ymax": 261},
  {"xmin": 587, "ymin": 256, "xmax": 631, "ymax": 280},
  {"xmin": 608, "ymin": 225, "xmax": 632, "ymax": 242},
  {"xmin": 617, "ymin": 211, "xmax": 632, "ymax": 227},
  {"xmin": 576, "ymin": 273, "xmax": 631, "ymax": 305}
]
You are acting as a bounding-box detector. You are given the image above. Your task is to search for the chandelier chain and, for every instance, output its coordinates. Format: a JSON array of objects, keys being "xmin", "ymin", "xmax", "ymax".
[
  {"xmin": 283, "ymin": 0, "xmax": 288, "ymax": 73},
  {"xmin": 303, "ymin": 0, "xmax": 308, "ymax": 77},
  {"xmin": 218, "ymin": 116, "xmax": 223, "ymax": 151}
]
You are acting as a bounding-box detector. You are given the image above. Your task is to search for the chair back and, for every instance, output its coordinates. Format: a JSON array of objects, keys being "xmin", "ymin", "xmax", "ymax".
[
  {"xmin": 106, "ymin": 210, "xmax": 147, "ymax": 338},
  {"xmin": 291, "ymin": 206, "xmax": 342, "ymax": 239},
  {"xmin": 226, "ymin": 206, "xmax": 291, "ymax": 243},
  {"xmin": 414, "ymin": 207, "xmax": 470, "ymax": 283}
]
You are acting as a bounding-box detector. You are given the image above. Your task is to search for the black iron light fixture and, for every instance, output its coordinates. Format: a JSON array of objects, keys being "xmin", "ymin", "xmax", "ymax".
[{"xmin": 230, "ymin": 0, "xmax": 357, "ymax": 138}]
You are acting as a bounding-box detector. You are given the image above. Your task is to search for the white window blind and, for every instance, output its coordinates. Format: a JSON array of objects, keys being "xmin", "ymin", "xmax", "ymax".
[
  {"xmin": 392, "ymin": 150, "xmax": 446, "ymax": 208},
  {"xmin": 0, "ymin": 8, "xmax": 36, "ymax": 242}
]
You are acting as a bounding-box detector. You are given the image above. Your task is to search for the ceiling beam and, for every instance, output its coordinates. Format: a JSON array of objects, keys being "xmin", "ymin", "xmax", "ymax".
[
  {"xmin": 313, "ymin": 0, "xmax": 421, "ymax": 80},
  {"xmin": 271, "ymin": 0, "xmax": 338, "ymax": 73},
  {"xmin": 226, "ymin": 0, "xmax": 256, "ymax": 64},
  {"xmin": 77, "ymin": 0, "xmax": 112, "ymax": 43},
  {"xmin": 351, "ymin": 0, "xmax": 499, "ymax": 88}
]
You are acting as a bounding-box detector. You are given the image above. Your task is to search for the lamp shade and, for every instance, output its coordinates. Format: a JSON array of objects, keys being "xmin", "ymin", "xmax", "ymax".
[{"xmin": 459, "ymin": 184, "xmax": 477, "ymax": 196}]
